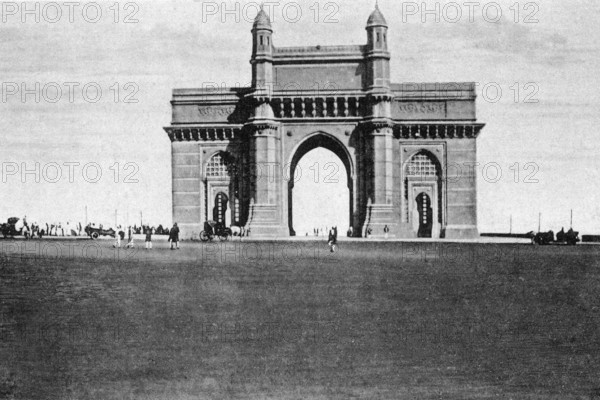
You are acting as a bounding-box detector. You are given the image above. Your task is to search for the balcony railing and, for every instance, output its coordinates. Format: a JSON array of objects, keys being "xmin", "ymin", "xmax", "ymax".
[{"xmin": 271, "ymin": 96, "xmax": 365, "ymax": 119}]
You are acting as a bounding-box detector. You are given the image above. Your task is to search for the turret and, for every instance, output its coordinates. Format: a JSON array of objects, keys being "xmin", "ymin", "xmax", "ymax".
[
  {"xmin": 365, "ymin": 3, "xmax": 390, "ymax": 91},
  {"xmin": 251, "ymin": 8, "xmax": 273, "ymax": 89}
]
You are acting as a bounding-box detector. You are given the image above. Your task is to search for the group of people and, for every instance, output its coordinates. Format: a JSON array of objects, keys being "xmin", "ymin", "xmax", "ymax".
[
  {"xmin": 120, "ymin": 224, "xmax": 173, "ymax": 236},
  {"xmin": 112, "ymin": 223, "xmax": 181, "ymax": 250},
  {"xmin": 311, "ymin": 226, "xmax": 338, "ymax": 237},
  {"xmin": 310, "ymin": 224, "xmax": 391, "ymax": 239},
  {"xmin": 16, "ymin": 219, "xmax": 83, "ymax": 239},
  {"xmin": 6, "ymin": 215, "xmax": 178, "ymax": 240},
  {"xmin": 88, "ymin": 223, "xmax": 172, "ymax": 236},
  {"xmin": 1, "ymin": 215, "xmax": 184, "ymax": 250},
  {"xmin": 8, "ymin": 215, "xmax": 399, "ymax": 254}
]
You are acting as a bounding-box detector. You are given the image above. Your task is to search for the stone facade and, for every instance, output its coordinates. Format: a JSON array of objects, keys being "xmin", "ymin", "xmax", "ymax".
[{"xmin": 164, "ymin": 5, "xmax": 485, "ymax": 239}]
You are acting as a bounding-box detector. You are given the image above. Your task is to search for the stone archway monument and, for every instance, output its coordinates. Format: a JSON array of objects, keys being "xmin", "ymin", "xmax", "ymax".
[{"xmin": 164, "ymin": 4, "xmax": 484, "ymax": 239}]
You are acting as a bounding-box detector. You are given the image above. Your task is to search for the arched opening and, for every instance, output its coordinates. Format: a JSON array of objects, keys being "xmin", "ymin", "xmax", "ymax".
[
  {"xmin": 404, "ymin": 150, "xmax": 443, "ymax": 238},
  {"xmin": 288, "ymin": 133, "xmax": 353, "ymax": 237},
  {"xmin": 205, "ymin": 151, "xmax": 236, "ymax": 227}
]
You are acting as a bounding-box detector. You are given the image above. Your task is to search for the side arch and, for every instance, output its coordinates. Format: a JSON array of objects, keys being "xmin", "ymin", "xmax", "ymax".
[
  {"xmin": 203, "ymin": 151, "xmax": 238, "ymax": 226},
  {"xmin": 402, "ymin": 149, "xmax": 445, "ymax": 237}
]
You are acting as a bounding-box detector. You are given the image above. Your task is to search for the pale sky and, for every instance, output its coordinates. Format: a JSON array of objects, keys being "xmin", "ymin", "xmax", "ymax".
[
  {"xmin": 0, "ymin": 0, "xmax": 599, "ymax": 234},
  {"xmin": 293, "ymin": 148, "xmax": 349, "ymax": 236}
]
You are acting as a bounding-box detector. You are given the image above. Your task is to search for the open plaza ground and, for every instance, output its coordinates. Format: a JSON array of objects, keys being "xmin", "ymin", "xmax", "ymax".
[{"xmin": 1, "ymin": 238, "xmax": 599, "ymax": 399}]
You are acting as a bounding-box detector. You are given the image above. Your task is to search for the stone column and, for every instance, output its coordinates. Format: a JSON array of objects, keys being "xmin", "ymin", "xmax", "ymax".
[
  {"xmin": 362, "ymin": 120, "xmax": 397, "ymax": 238},
  {"xmin": 245, "ymin": 121, "xmax": 288, "ymax": 237}
]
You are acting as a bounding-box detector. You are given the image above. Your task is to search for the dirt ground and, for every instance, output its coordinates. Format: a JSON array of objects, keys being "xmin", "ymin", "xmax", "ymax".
[{"xmin": 1, "ymin": 239, "xmax": 599, "ymax": 399}]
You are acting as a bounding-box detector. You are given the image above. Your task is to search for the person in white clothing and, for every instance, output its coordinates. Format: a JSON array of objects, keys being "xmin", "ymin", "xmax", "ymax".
[
  {"xmin": 113, "ymin": 225, "xmax": 122, "ymax": 248},
  {"xmin": 126, "ymin": 226, "xmax": 135, "ymax": 248}
]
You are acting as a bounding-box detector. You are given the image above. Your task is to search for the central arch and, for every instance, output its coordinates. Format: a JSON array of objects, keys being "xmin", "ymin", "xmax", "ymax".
[{"xmin": 288, "ymin": 132, "xmax": 354, "ymax": 236}]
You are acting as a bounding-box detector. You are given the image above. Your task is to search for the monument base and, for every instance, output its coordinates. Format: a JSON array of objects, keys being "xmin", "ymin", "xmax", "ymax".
[
  {"xmin": 246, "ymin": 203, "xmax": 289, "ymax": 238},
  {"xmin": 362, "ymin": 203, "xmax": 397, "ymax": 238},
  {"xmin": 176, "ymin": 223, "xmax": 202, "ymax": 241},
  {"xmin": 444, "ymin": 225, "xmax": 480, "ymax": 239}
]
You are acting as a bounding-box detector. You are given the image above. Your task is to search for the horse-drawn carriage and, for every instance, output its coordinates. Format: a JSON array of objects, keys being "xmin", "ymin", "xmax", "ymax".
[
  {"xmin": 0, "ymin": 217, "xmax": 24, "ymax": 239},
  {"xmin": 84, "ymin": 224, "xmax": 119, "ymax": 240},
  {"xmin": 200, "ymin": 221, "xmax": 232, "ymax": 242},
  {"xmin": 529, "ymin": 228, "xmax": 580, "ymax": 246}
]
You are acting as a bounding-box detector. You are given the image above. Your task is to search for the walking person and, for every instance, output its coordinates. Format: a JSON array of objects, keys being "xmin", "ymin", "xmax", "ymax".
[
  {"xmin": 328, "ymin": 226, "xmax": 338, "ymax": 253},
  {"xmin": 145, "ymin": 227, "xmax": 152, "ymax": 250},
  {"xmin": 384, "ymin": 224, "xmax": 389, "ymax": 239},
  {"xmin": 169, "ymin": 222, "xmax": 180, "ymax": 250}
]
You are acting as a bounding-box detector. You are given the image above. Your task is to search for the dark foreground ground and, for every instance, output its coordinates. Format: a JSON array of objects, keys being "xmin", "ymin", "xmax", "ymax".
[{"xmin": 1, "ymin": 239, "xmax": 599, "ymax": 399}]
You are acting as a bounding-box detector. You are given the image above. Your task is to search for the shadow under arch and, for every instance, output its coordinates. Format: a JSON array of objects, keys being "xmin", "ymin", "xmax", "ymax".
[{"xmin": 288, "ymin": 132, "xmax": 354, "ymax": 236}]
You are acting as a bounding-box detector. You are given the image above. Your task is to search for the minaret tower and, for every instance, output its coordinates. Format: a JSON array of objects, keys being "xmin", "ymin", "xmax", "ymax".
[
  {"xmin": 251, "ymin": 6, "xmax": 274, "ymax": 90},
  {"xmin": 365, "ymin": 1, "xmax": 390, "ymax": 93},
  {"xmin": 361, "ymin": 2, "xmax": 396, "ymax": 237},
  {"xmin": 245, "ymin": 7, "xmax": 287, "ymax": 237}
]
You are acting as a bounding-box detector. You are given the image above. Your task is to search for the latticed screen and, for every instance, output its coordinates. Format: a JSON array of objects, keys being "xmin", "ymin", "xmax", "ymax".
[
  {"xmin": 406, "ymin": 153, "xmax": 438, "ymax": 177},
  {"xmin": 403, "ymin": 151, "xmax": 440, "ymax": 223},
  {"xmin": 206, "ymin": 153, "xmax": 229, "ymax": 177}
]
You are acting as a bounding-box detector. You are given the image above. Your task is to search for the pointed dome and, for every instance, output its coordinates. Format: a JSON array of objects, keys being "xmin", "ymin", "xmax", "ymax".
[
  {"xmin": 366, "ymin": 3, "xmax": 388, "ymax": 28},
  {"xmin": 253, "ymin": 8, "xmax": 272, "ymax": 30}
]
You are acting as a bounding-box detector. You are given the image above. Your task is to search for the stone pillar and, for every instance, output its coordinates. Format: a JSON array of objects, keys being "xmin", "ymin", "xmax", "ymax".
[
  {"xmin": 245, "ymin": 122, "xmax": 288, "ymax": 237},
  {"xmin": 363, "ymin": 121, "xmax": 397, "ymax": 238},
  {"xmin": 170, "ymin": 138, "xmax": 202, "ymax": 240}
]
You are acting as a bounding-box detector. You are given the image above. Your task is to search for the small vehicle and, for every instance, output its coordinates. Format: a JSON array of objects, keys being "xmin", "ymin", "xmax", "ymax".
[
  {"xmin": 1, "ymin": 217, "xmax": 24, "ymax": 239},
  {"xmin": 531, "ymin": 229, "xmax": 579, "ymax": 246},
  {"xmin": 85, "ymin": 224, "xmax": 117, "ymax": 240},
  {"xmin": 200, "ymin": 221, "xmax": 232, "ymax": 242},
  {"xmin": 532, "ymin": 230, "xmax": 554, "ymax": 245},
  {"xmin": 556, "ymin": 228, "xmax": 580, "ymax": 246}
]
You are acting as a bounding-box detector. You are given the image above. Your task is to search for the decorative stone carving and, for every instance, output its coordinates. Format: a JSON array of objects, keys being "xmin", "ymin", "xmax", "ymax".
[{"xmin": 198, "ymin": 106, "xmax": 236, "ymax": 117}]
